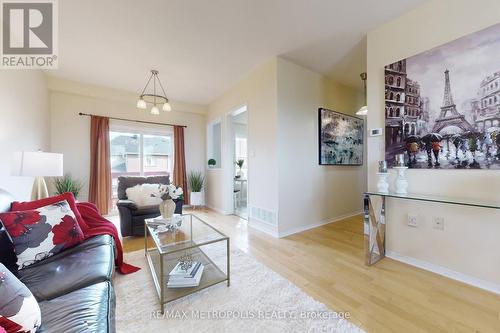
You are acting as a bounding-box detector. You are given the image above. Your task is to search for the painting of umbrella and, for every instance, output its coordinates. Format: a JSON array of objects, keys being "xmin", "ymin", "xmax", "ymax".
[
  {"xmin": 384, "ymin": 21, "xmax": 500, "ymax": 169},
  {"xmin": 318, "ymin": 108, "xmax": 363, "ymax": 166}
]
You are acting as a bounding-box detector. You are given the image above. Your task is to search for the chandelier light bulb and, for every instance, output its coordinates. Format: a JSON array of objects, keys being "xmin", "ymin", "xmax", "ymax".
[
  {"xmin": 136, "ymin": 98, "xmax": 147, "ymax": 109},
  {"xmin": 150, "ymin": 106, "xmax": 160, "ymax": 115},
  {"xmin": 162, "ymin": 102, "xmax": 172, "ymax": 112},
  {"xmin": 356, "ymin": 105, "xmax": 368, "ymax": 116}
]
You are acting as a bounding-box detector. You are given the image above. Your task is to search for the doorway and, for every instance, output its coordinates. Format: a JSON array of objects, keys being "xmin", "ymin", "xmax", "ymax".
[{"xmin": 228, "ymin": 106, "xmax": 248, "ymax": 219}]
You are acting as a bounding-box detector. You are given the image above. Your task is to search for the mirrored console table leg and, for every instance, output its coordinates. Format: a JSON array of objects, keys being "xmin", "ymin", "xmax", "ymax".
[{"xmin": 363, "ymin": 194, "xmax": 386, "ymax": 265}]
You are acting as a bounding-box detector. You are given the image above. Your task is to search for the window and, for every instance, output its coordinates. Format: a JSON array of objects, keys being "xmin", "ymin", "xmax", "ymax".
[
  {"xmin": 110, "ymin": 130, "xmax": 172, "ymax": 201},
  {"xmin": 207, "ymin": 120, "xmax": 222, "ymax": 168},
  {"xmin": 143, "ymin": 134, "xmax": 171, "ymax": 174}
]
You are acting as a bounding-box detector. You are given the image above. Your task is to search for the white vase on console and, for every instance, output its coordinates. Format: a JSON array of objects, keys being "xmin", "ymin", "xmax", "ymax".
[
  {"xmin": 377, "ymin": 173, "xmax": 389, "ymax": 193},
  {"xmin": 393, "ymin": 166, "xmax": 408, "ymax": 194}
]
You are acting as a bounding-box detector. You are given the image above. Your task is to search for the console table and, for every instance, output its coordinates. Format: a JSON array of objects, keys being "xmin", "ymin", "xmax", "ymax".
[{"xmin": 363, "ymin": 191, "xmax": 500, "ymax": 265}]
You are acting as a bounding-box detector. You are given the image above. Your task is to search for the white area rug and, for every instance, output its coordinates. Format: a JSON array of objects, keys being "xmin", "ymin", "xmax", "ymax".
[{"xmin": 115, "ymin": 248, "xmax": 365, "ymax": 333}]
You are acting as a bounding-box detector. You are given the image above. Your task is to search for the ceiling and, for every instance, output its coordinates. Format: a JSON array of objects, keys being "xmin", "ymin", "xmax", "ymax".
[{"xmin": 54, "ymin": 0, "xmax": 425, "ymax": 105}]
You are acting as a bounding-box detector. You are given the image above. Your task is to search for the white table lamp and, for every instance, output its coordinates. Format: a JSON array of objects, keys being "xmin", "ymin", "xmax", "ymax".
[{"xmin": 13, "ymin": 151, "xmax": 64, "ymax": 200}]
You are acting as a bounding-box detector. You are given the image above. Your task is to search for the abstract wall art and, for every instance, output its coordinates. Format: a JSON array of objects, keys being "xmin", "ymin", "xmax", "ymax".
[{"xmin": 318, "ymin": 108, "xmax": 363, "ymax": 166}]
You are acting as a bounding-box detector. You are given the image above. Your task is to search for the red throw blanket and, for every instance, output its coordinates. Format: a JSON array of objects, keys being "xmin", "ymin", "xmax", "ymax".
[
  {"xmin": 76, "ymin": 202, "xmax": 140, "ymax": 274},
  {"xmin": 11, "ymin": 193, "xmax": 140, "ymax": 275}
]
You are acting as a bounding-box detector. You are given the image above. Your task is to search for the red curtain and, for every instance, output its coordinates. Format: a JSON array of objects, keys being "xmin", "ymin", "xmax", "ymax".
[
  {"xmin": 173, "ymin": 126, "xmax": 189, "ymax": 205},
  {"xmin": 88, "ymin": 116, "xmax": 112, "ymax": 214}
]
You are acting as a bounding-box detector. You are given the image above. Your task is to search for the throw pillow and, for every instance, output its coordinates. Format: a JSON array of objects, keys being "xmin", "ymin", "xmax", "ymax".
[
  {"xmin": 0, "ymin": 263, "xmax": 41, "ymax": 332},
  {"xmin": 0, "ymin": 200, "xmax": 84, "ymax": 269},
  {"xmin": 10, "ymin": 192, "xmax": 89, "ymax": 232},
  {"xmin": 0, "ymin": 223, "xmax": 17, "ymax": 273},
  {"xmin": 126, "ymin": 184, "xmax": 162, "ymax": 207}
]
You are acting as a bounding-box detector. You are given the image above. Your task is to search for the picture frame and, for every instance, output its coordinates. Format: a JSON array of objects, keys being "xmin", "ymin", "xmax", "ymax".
[
  {"xmin": 318, "ymin": 107, "xmax": 364, "ymax": 166},
  {"xmin": 384, "ymin": 22, "xmax": 500, "ymax": 170}
]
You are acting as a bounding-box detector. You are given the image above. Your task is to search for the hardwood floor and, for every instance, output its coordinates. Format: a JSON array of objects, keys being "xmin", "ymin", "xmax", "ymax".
[{"xmin": 119, "ymin": 209, "xmax": 500, "ymax": 332}]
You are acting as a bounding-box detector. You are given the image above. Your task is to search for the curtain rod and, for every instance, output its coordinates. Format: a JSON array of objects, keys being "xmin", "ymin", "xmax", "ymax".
[{"xmin": 78, "ymin": 112, "xmax": 187, "ymax": 128}]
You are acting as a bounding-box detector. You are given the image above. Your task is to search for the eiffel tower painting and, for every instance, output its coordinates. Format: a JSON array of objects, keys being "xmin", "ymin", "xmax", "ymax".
[
  {"xmin": 384, "ymin": 22, "xmax": 500, "ymax": 169},
  {"xmin": 431, "ymin": 70, "xmax": 474, "ymax": 133}
]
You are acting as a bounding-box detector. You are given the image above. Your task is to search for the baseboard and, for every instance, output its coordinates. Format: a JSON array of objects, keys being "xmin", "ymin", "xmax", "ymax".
[
  {"xmin": 248, "ymin": 218, "xmax": 279, "ymax": 238},
  {"xmin": 205, "ymin": 204, "xmax": 230, "ymax": 215},
  {"xmin": 386, "ymin": 250, "xmax": 500, "ymax": 295},
  {"xmin": 278, "ymin": 210, "xmax": 363, "ymax": 238}
]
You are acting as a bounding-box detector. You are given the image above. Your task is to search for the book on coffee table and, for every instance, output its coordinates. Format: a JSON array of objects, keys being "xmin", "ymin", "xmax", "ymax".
[{"xmin": 167, "ymin": 261, "xmax": 204, "ymax": 288}]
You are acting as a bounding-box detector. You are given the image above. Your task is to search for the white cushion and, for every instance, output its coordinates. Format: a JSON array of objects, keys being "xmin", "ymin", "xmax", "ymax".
[
  {"xmin": 0, "ymin": 263, "xmax": 41, "ymax": 332},
  {"xmin": 126, "ymin": 184, "xmax": 163, "ymax": 207}
]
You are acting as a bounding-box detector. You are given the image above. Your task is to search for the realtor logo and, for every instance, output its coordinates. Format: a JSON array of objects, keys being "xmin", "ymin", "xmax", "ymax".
[{"xmin": 1, "ymin": 0, "xmax": 58, "ymax": 68}]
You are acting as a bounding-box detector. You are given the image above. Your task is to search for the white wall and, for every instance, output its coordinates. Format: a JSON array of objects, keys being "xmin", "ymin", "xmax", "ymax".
[
  {"xmin": 48, "ymin": 76, "xmax": 207, "ymax": 201},
  {"xmin": 277, "ymin": 58, "xmax": 365, "ymax": 236},
  {"xmin": 0, "ymin": 71, "xmax": 50, "ymax": 200},
  {"xmin": 207, "ymin": 59, "xmax": 279, "ymax": 234},
  {"xmin": 367, "ymin": 0, "xmax": 500, "ymax": 290},
  {"xmin": 206, "ymin": 58, "xmax": 364, "ymax": 237}
]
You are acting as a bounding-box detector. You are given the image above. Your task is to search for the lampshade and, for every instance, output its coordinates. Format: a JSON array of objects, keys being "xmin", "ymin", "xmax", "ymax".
[
  {"xmin": 136, "ymin": 98, "xmax": 147, "ymax": 109},
  {"xmin": 13, "ymin": 151, "xmax": 63, "ymax": 177},
  {"xmin": 356, "ymin": 105, "xmax": 368, "ymax": 116},
  {"xmin": 162, "ymin": 102, "xmax": 172, "ymax": 112},
  {"xmin": 150, "ymin": 106, "xmax": 160, "ymax": 115}
]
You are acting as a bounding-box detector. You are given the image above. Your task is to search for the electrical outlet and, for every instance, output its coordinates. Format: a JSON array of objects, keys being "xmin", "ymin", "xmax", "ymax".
[
  {"xmin": 407, "ymin": 214, "xmax": 418, "ymax": 227},
  {"xmin": 433, "ymin": 217, "xmax": 445, "ymax": 231}
]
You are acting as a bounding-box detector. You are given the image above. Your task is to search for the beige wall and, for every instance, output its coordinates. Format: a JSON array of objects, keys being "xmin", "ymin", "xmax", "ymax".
[
  {"xmin": 0, "ymin": 71, "xmax": 50, "ymax": 200},
  {"xmin": 207, "ymin": 58, "xmax": 364, "ymax": 237},
  {"xmin": 207, "ymin": 59, "xmax": 279, "ymax": 233},
  {"xmin": 277, "ymin": 58, "xmax": 365, "ymax": 236},
  {"xmin": 367, "ymin": 0, "xmax": 500, "ymax": 290},
  {"xmin": 48, "ymin": 76, "xmax": 207, "ymax": 202}
]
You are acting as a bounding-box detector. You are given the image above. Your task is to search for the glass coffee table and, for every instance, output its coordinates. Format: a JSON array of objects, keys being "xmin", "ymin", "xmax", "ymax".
[{"xmin": 144, "ymin": 214, "xmax": 230, "ymax": 313}]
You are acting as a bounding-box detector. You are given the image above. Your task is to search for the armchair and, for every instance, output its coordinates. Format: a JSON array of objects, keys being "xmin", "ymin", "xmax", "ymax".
[{"xmin": 116, "ymin": 176, "xmax": 183, "ymax": 236}]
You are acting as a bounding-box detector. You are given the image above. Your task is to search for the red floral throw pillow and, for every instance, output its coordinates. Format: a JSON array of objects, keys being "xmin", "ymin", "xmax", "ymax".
[
  {"xmin": 0, "ymin": 200, "xmax": 84, "ymax": 269},
  {"xmin": 0, "ymin": 263, "xmax": 41, "ymax": 332},
  {"xmin": 10, "ymin": 192, "xmax": 89, "ymax": 232}
]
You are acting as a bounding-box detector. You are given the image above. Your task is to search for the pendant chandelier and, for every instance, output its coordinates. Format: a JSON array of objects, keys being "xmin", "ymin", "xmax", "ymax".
[
  {"xmin": 356, "ymin": 72, "xmax": 368, "ymax": 116},
  {"xmin": 136, "ymin": 69, "xmax": 172, "ymax": 114}
]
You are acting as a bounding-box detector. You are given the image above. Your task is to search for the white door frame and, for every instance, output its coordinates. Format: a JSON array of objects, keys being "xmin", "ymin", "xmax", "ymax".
[{"xmin": 223, "ymin": 105, "xmax": 248, "ymax": 216}]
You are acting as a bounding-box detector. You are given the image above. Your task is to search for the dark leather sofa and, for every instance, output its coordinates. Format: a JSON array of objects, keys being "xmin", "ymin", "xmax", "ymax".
[
  {"xmin": 116, "ymin": 175, "xmax": 182, "ymax": 236},
  {"xmin": 0, "ymin": 189, "xmax": 116, "ymax": 333}
]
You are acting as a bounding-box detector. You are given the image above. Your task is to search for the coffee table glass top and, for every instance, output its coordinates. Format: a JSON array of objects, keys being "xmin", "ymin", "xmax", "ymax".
[{"xmin": 145, "ymin": 214, "xmax": 228, "ymax": 254}]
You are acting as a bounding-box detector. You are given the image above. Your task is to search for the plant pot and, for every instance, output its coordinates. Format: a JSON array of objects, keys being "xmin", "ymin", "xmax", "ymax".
[
  {"xmin": 190, "ymin": 192, "xmax": 203, "ymax": 206},
  {"xmin": 159, "ymin": 199, "xmax": 176, "ymax": 219}
]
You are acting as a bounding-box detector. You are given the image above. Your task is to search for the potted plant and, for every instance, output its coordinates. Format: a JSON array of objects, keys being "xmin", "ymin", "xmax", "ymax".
[
  {"xmin": 235, "ymin": 159, "xmax": 244, "ymax": 178},
  {"xmin": 208, "ymin": 159, "xmax": 216, "ymax": 168},
  {"xmin": 188, "ymin": 171, "xmax": 204, "ymax": 207},
  {"xmin": 53, "ymin": 174, "xmax": 84, "ymax": 199}
]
